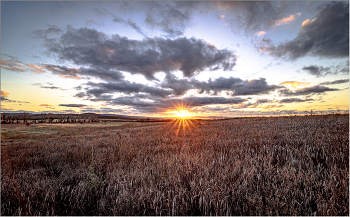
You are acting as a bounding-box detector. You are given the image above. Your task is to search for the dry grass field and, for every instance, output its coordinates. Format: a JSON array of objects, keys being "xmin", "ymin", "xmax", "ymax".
[{"xmin": 1, "ymin": 114, "xmax": 349, "ymax": 216}]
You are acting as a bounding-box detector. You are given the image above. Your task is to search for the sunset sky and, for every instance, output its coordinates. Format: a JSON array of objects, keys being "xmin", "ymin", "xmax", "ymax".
[{"xmin": 1, "ymin": 1, "xmax": 349, "ymax": 117}]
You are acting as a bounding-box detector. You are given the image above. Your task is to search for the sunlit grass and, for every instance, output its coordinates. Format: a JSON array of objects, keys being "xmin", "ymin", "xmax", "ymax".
[{"xmin": 1, "ymin": 114, "xmax": 348, "ymax": 216}]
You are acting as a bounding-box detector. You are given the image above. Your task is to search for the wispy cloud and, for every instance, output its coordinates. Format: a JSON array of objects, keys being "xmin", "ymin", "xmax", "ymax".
[
  {"xmin": 26, "ymin": 63, "xmax": 46, "ymax": 74},
  {"xmin": 319, "ymin": 79, "xmax": 349, "ymax": 85},
  {"xmin": 58, "ymin": 104, "xmax": 87, "ymax": 108},
  {"xmin": 32, "ymin": 83, "xmax": 67, "ymax": 90},
  {"xmin": 301, "ymin": 61, "xmax": 349, "ymax": 77}
]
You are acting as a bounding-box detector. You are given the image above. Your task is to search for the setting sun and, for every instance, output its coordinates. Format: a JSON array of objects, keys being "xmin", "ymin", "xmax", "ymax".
[{"xmin": 174, "ymin": 110, "xmax": 190, "ymax": 118}]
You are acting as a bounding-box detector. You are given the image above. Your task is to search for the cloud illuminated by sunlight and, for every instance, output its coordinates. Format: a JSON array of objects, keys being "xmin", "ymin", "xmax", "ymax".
[
  {"xmin": 59, "ymin": 75, "xmax": 82, "ymax": 79},
  {"xmin": 302, "ymin": 18, "xmax": 316, "ymax": 26},
  {"xmin": 1, "ymin": 90, "xmax": 10, "ymax": 96},
  {"xmin": 26, "ymin": 63, "xmax": 46, "ymax": 74},
  {"xmin": 275, "ymin": 13, "xmax": 301, "ymax": 27},
  {"xmin": 257, "ymin": 31, "xmax": 266, "ymax": 36},
  {"xmin": 206, "ymin": 40, "xmax": 216, "ymax": 47},
  {"xmin": 280, "ymin": 81, "xmax": 310, "ymax": 89}
]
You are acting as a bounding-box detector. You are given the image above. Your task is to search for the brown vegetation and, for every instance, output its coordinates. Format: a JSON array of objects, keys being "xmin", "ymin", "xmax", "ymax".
[{"xmin": 1, "ymin": 114, "xmax": 349, "ymax": 215}]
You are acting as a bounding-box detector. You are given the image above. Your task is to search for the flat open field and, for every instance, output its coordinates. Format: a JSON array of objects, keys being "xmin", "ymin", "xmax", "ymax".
[{"xmin": 1, "ymin": 114, "xmax": 349, "ymax": 215}]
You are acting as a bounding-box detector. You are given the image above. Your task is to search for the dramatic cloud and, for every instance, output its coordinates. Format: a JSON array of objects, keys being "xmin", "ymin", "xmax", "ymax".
[
  {"xmin": 161, "ymin": 75, "xmax": 279, "ymax": 97},
  {"xmin": 260, "ymin": 2, "xmax": 349, "ymax": 59},
  {"xmin": 301, "ymin": 61, "xmax": 349, "ymax": 77},
  {"xmin": 81, "ymin": 75, "xmax": 279, "ymax": 107},
  {"xmin": 108, "ymin": 95, "xmax": 247, "ymax": 113},
  {"xmin": 320, "ymin": 79, "xmax": 349, "ymax": 85},
  {"xmin": 36, "ymin": 26, "xmax": 236, "ymax": 80},
  {"xmin": 279, "ymin": 85, "xmax": 340, "ymax": 96},
  {"xmin": 192, "ymin": 77, "xmax": 279, "ymax": 96},
  {"xmin": 160, "ymin": 73, "xmax": 194, "ymax": 96},
  {"xmin": 40, "ymin": 104, "xmax": 52, "ymax": 107},
  {"xmin": 58, "ymin": 104, "xmax": 87, "ymax": 108}
]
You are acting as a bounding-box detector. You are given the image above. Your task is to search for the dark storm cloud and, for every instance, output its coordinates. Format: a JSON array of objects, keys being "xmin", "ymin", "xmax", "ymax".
[
  {"xmin": 108, "ymin": 95, "xmax": 247, "ymax": 113},
  {"xmin": 192, "ymin": 77, "xmax": 279, "ymax": 96},
  {"xmin": 85, "ymin": 81, "xmax": 172, "ymax": 98},
  {"xmin": 279, "ymin": 98, "xmax": 314, "ymax": 103},
  {"xmin": 301, "ymin": 61, "xmax": 349, "ymax": 77},
  {"xmin": 58, "ymin": 104, "xmax": 86, "ymax": 108},
  {"xmin": 279, "ymin": 85, "xmax": 340, "ymax": 96},
  {"xmin": 160, "ymin": 76, "xmax": 279, "ymax": 97},
  {"xmin": 261, "ymin": 2, "xmax": 349, "ymax": 60},
  {"xmin": 44, "ymin": 64, "xmax": 124, "ymax": 81},
  {"xmin": 37, "ymin": 26, "xmax": 236, "ymax": 80},
  {"xmin": 320, "ymin": 79, "xmax": 349, "ymax": 85},
  {"xmin": 160, "ymin": 73, "xmax": 196, "ymax": 96},
  {"xmin": 81, "ymin": 75, "xmax": 279, "ymax": 104}
]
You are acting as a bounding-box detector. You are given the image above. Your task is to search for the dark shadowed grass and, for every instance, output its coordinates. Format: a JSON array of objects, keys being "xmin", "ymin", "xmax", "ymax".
[{"xmin": 1, "ymin": 114, "xmax": 349, "ymax": 215}]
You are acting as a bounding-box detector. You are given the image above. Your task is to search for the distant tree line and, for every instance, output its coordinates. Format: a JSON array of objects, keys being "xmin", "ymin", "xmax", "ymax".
[{"xmin": 1, "ymin": 113, "xmax": 98, "ymax": 124}]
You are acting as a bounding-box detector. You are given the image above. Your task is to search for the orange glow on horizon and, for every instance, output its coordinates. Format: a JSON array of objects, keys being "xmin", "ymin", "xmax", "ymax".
[
  {"xmin": 173, "ymin": 109, "xmax": 191, "ymax": 118},
  {"xmin": 168, "ymin": 100, "xmax": 196, "ymax": 119}
]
